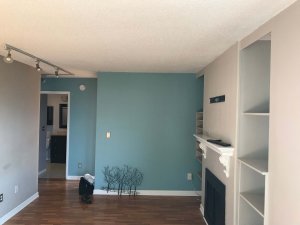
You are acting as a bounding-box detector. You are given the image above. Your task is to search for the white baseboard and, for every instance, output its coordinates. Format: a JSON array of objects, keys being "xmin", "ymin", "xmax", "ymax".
[
  {"xmin": 38, "ymin": 169, "xmax": 46, "ymax": 176},
  {"xmin": 0, "ymin": 192, "xmax": 39, "ymax": 225},
  {"xmin": 66, "ymin": 176, "xmax": 81, "ymax": 180},
  {"xmin": 200, "ymin": 203, "xmax": 204, "ymax": 216},
  {"xmin": 199, "ymin": 203, "xmax": 208, "ymax": 225},
  {"xmin": 94, "ymin": 189, "xmax": 201, "ymax": 196}
]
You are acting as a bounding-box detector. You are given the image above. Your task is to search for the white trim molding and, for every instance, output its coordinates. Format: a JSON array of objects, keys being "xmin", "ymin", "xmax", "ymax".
[
  {"xmin": 0, "ymin": 192, "xmax": 39, "ymax": 225},
  {"xmin": 200, "ymin": 204, "xmax": 209, "ymax": 225},
  {"xmin": 199, "ymin": 143, "xmax": 208, "ymax": 159},
  {"xmin": 38, "ymin": 169, "xmax": 46, "ymax": 176},
  {"xmin": 94, "ymin": 189, "xmax": 201, "ymax": 196},
  {"xmin": 200, "ymin": 203, "xmax": 205, "ymax": 216},
  {"xmin": 219, "ymin": 154, "xmax": 231, "ymax": 178},
  {"xmin": 67, "ymin": 176, "xmax": 82, "ymax": 180},
  {"xmin": 193, "ymin": 134, "xmax": 234, "ymax": 178}
]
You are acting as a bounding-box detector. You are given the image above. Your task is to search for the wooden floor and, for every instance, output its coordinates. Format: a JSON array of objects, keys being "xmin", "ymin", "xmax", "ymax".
[{"xmin": 7, "ymin": 179, "xmax": 206, "ymax": 225}]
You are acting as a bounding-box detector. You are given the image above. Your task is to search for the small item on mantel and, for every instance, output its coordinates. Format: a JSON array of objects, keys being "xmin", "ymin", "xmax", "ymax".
[{"xmin": 207, "ymin": 139, "xmax": 231, "ymax": 147}]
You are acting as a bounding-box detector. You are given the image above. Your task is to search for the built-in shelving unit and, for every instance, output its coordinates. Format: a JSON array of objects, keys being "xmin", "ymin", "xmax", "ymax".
[
  {"xmin": 237, "ymin": 37, "xmax": 271, "ymax": 225},
  {"xmin": 195, "ymin": 112, "xmax": 203, "ymax": 190},
  {"xmin": 196, "ymin": 112, "xmax": 203, "ymax": 135}
]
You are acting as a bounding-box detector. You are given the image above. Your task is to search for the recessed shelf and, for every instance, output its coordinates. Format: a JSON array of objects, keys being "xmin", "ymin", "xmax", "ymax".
[
  {"xmin": 243, "ymin": 112, "xmax": 269, "ymax": 116},
  {"xmin": 240, "ymin": 192, "xmax": 265, "ymax": 217},
  {"xmin": 239, "ymin": 158, "xmax": 268, "ymax": 175}
]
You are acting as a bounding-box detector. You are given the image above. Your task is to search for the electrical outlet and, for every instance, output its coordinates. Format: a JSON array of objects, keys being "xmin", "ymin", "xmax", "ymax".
[
  {"xmin": 14, "ymin": 185, "xmax": 18, "ymax": 194},
  {"xmin": 0, "ymin": 194, "xmax": 3, "ymax": 202},
  {"xmin": 78, "ymin": 162, "xmax": 82, "ymax": 168},
  {"xmin": 187, "ymin": 173, "xmax": 193, "ymax": 181}
]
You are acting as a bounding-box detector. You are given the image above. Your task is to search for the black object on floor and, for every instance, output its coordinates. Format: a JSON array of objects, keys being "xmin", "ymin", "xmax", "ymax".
[{"xmin": 79, "ymin": 177, "xmax": 94, "ymax": 204}]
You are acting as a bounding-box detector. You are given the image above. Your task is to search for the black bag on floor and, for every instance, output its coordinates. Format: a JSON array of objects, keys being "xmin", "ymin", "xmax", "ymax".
[{"xmin": 79, "ymin": 175, "xmax": 94, "ymax": 204}]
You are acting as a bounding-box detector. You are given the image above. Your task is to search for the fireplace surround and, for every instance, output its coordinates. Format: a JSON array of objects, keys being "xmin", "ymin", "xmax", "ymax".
[{"xmin": 204, "ymin": 169, "xmax": 225, "ymax": 225}]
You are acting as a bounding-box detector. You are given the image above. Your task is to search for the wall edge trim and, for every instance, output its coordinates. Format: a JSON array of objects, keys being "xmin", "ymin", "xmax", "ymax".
[{"xmin": 38, "ymin": 169, "xmax": 46, "ymax": 176}]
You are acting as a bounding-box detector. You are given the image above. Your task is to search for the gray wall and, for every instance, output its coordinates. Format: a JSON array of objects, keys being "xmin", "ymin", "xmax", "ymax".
[
  {"xmin": 0, "ymin": 60, "xmax": 40, "ymax": 219},
  {"xmin": 202, "ymin": 43, "xmax": 239, "ymax": 225}
]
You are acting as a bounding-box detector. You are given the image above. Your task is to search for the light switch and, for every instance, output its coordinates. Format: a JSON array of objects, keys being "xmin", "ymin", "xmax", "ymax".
[{"xmin": 106, "ymin": 132, "xmax": 111, "ymax": 139}]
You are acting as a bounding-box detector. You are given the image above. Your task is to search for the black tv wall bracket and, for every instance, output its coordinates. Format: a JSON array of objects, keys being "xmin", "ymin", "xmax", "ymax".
[{"xmin": 210, "ymin": 95, "xmax": 225, "ymax": 104}]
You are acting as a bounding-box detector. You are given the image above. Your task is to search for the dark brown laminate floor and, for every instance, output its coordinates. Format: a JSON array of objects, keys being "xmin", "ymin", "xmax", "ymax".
[{"xmin": 6, "ymin": 179, "xmax": 205, "ymax": 225}]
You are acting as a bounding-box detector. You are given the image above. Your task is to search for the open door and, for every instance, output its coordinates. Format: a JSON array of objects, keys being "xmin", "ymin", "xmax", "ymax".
[{"xmin": 38, "ymin": 94, "xmax": 47, "ymax": 174}]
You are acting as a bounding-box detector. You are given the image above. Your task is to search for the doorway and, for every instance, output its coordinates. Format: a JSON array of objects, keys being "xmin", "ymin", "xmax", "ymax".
[{"xmin": 38, "ymin": 91, "xmax": 70, "ymax": 179}]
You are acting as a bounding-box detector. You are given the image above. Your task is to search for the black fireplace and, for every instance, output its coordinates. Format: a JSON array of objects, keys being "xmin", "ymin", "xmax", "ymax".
[{"xmin": 204, "ymin": 169, "xmax": 225, "ymax": 225}]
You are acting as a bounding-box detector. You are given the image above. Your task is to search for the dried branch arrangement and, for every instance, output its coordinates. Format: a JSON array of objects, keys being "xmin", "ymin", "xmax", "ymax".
[{"xmin": 103, "ymin": 165, "xmax": 143, "ymax": 196}]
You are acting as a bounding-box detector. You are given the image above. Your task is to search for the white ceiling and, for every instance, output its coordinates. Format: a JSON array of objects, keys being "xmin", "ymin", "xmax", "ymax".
[{"xmin": 0, "ymin": 0, "xmax": 297, "ymax": 77}]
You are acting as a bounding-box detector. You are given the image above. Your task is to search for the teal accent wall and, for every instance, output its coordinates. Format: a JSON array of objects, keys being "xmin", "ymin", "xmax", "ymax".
[
  {"xmin": 41, "ymin": 78, "xmax": 97, "ymax": 176},
  {"xmin": 95, "ymin": 73, "xmax": 203, "ymax": 190}
]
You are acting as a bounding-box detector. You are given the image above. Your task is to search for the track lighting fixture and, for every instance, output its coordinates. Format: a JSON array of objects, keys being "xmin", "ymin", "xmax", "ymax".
[
  {"xmin": 3, "ymin": 44, "xmax": 73, "ymax": 76},
  {"xmin": 3, "ymin": 49, "xmax": 13, "ymax": 63},
  {"xmin": 35, "ymin": 60, "xmax": 41, "ymax": 72}
]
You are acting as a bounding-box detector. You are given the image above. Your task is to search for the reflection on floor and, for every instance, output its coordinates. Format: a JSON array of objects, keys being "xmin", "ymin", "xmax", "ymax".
[{"xmin": 39, "ymin": 161, "xmax": 65, "ymax": 179}]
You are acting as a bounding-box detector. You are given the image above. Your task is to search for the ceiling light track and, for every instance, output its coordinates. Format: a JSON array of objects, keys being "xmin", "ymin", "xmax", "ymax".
[{"xmin": 3, "ymin": 44, "xmax": 73, "ymax": 76}]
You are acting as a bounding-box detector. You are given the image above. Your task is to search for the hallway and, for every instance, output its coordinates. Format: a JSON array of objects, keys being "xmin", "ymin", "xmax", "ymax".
[{"xmin": 39, "ymin": 162, "xmax": 65, "ymax": 179}]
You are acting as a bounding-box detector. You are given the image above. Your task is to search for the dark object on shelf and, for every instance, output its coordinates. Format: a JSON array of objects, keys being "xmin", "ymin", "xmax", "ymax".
[
  {"xmin": 207, "ymin": 139, "xmax": 231, "ymax": 147},
  {"xmin": 79, "ymin": 175, "xmax": 94, "ymax": 204},
  {"xmin": 210, "ymin": 95, "xmax": 225, "ymax": 104},
  {"xmin": 47, "ymin": 106, "xmax": 53, "ymax": 125},
  {"xmin": 50, "ymin": 135, "xmax": 66, "ymax": 163}
]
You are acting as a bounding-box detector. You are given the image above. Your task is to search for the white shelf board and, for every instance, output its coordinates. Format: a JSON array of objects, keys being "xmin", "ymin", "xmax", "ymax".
[
  {"xmin": 193, "ymin": 134, "xmax": 234, "ymax": 156},
  {"xmin": 240, "ymin": 192, "xmax": 265, "ymax": 217},
  {"xmin": 243, "ymin": 112, "xmax": 269, "ymax": 116},
  {"xmin": 239, "ymin": 158, "xmax": 268, "ymax": 175}
]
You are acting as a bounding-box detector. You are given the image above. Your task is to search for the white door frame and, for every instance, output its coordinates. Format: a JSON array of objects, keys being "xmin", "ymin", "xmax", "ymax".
[{"xmin": 40, "ymin": 91, "xmax": 70, "ymax": 179}]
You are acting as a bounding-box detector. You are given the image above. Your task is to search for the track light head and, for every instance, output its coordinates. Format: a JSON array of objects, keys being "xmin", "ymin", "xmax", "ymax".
[
  {"xmin": 35, "ymin": 60, "xmax": 41, "ymax": 72},
  {"xmin": 55, "ymin": 68, "xmax": 59, "ymax": 78},
  {"xmin": 3, "ymin": 49, "xmax": 13, "ymax": 64}
]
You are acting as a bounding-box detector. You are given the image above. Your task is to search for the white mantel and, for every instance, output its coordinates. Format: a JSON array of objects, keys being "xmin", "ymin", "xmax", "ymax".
[{"xmin": 193, "ymin": 134, "xmax": 234, "ymax": 178}]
